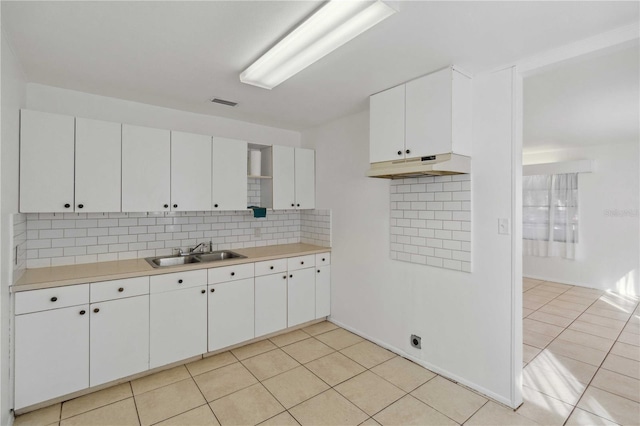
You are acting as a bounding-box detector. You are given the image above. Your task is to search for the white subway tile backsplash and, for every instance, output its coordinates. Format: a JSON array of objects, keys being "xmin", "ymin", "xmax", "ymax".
[
  {"xmin": 24, "ymin": 208, "xmax": 331, "ymax": 268},
  {"xmin": 390, "ymin": 174, "xmax": 471, "ymax": 272}
]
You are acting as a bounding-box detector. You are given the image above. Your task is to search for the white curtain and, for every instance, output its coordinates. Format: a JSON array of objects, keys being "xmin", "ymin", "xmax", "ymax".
[{"xmin": 523, "ymin": 173, "xmax": 578, "ymax": 259}]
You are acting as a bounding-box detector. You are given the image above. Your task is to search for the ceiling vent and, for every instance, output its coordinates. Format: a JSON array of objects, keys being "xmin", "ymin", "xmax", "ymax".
[{"xmin": 210, "ymin": 98, "xmax": 238, "ymax": 107}]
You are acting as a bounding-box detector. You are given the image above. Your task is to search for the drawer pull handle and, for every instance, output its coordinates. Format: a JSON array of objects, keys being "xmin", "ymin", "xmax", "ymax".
[
  {"xmin": 178, "ymin": 279, "xmax": 183, "ymax": 284},
  {"xmin": 270, "ymin": 266, "xmax": 274, "ymax": 270},
  {"xmin": 210, "ymin": 288, "xmax": 215, "ymax": 293},
  {"xmin": 50, "ymin": 297, "xmax": 58, "ymax": 302},
  {"xmin": 79, "ymin": 310, "xmax": 86, "ymax": 315},
  {"xmin": 201, "ymin": 289, "xmax": 206, "ymax": 294},
  {"xmin": 231, "ymin": 272, "xmax": 235, "ymax": 276},
  {"xmin": 118, "ymin": 287, "xmax": 124, "ymax": 292},
  {"xmin": 93, "ymin": 308, "xmax": 100, "ymax": 313}
]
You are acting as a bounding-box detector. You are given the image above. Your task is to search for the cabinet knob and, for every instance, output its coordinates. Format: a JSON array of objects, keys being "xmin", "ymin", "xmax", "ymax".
[
  {"xmin": 178, "ymin": 279, "xmax": 183, "ymax": 284},
  {"xmin": 78, "ymin": 204, "xmax": 84, "ymax": 209},
  {"xmin": 406, "ymin": 149, "xmax": 411, "ymax": 154},
  {"xmin": 289, "ymin": 274, "xmax": 293, "ymax": 278},
  {"xmin": 300, "ymin": 261, "xmax": 304, "ymax": 265},
  {"xmin": 210, "ymin": 288, "xmax": 215, "ymax": 293},
  {"xmin": 164, "ymin": 204, "xmax": 169, "ymax": 208},
  {"xmin": 322, "ymin": 258, "xmax": 325, "ymax": 262},
  {"xmin": 230, "ymin": 272, "xmax": 235, "ymax": 277},
  {"xmin": 291, "ymin": 203, "xmax": 295, "ymax": 207},
  {"xmin": 297, "ymin": 204, "xmax": 300, "ymax": 207},
  {"xmin": 201, "ymin": 289, "xmax": 206, "ymax": 294},
  {"xmin": 173, "ymin": 204, "xmax": 178, "ymax": 208},
  {"xmin": 283, "ymin": 275, "xmax": 287, "ymax": 279},
  {"xmin": 317, "ymin": 270, "xmax": 320, "ymax": 273},
  {"xmin": 118, "ymin": 287, "xmax": 124, "ymax": 292},
  {"xmin": 270, "ymin": 266, "xmax": 274, "ymax": 270},
  {"xmin": 64, "ymin": 203, "xmax": 71, "ymax": 209},
  {"xmin": 93, "ymin": 308, "xmax": 100, "ymax": 313},
  {"xmin": 50, "ymin": 297, "xmax": 58, "ymax": 302},
  {"xmin": 79, "ymin": 310, "xmax": 86, "ymax": 315},
  {"xmin": 397, "ymin": 151, "xmax": 402, "ymax": 156},
  {"xmin": 214, "ymin": 204, "xmax": 219, "ymax": 208}
]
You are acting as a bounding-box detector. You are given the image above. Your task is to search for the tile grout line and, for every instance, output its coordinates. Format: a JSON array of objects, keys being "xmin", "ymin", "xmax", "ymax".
[{"xmin": 128, "ymin": 382, "xmax": 143, "ymax": 426}]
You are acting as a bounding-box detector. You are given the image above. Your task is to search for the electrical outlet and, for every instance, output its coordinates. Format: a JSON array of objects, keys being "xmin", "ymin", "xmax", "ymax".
[
  {"xmin": 254, "ymin": 227, "xmax": 261, "ymax": 238},
  {"xmin": 498, "ymin": 218, "xmax": 510, "ymax": 235},
  {"xmin": 410, "ymin": 334, "xmax": 421, "ymax": 349}
]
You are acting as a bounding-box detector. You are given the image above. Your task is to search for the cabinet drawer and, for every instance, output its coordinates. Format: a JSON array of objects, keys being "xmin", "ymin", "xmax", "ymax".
[
  {"xmin": 15, "ymin": 284, "xmax": 90, "ymax": 315},
  {"xmin": 255, "ymin": 259, "xmax": 287, "ymax": 277},
  {"xmin": 208, "ymin": 263, "xmax": 254, "ymax": 284},
  {"xmin": 287, "ymin": 255, "xmax": 315, "ymax": 271},
  {"xmin": 315, "ymin": 252, "xmax": 331, "ymax": 266},
  {"xmin": 150, "ymin": 269, "xmax": 207, "ymax": 293},
  {"xmin": 91, "ymin": 277, "xmax": 149, "ymax": 303}
]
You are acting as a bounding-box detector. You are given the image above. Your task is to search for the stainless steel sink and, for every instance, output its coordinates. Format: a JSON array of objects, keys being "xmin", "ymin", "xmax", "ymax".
[
  {"xmin": 146, "ymin": 254, "xmax": 201, "ymax": 268},
  {"xmin": 146, "ymin": 250, "xmax": 246, "ymax": 268},
  {"xmin": 197, "ymin": 251, "xmax": 246, "ymax": 262}
]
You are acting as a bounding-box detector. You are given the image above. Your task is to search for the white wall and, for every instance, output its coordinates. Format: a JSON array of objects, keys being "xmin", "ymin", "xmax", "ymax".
[
  {"xmin": 302, "ymin": 69, "xmax": 522, "ymax": 407},
  {"xmin": 1, "ymin": 30, "xmax": 27, "ymax": 425},
  {"xmin": 523, "ymin": 141, "xmax": 640, "ymax": 295},
  {"xmin": 26, "ymin": 83, "xmax": 301, "ymax": 147}
]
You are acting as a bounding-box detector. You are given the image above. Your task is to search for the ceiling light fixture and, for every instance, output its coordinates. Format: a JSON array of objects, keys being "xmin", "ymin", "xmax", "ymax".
[{"xmin": 239, "ymin": 0, "xmax": 397, "ymax": 90}]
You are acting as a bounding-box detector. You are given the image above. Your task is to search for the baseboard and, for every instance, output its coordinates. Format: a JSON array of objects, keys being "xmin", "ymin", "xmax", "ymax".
[{"xmin": 328, "ymin": 317, "xmax": 519, "ymax": 409}]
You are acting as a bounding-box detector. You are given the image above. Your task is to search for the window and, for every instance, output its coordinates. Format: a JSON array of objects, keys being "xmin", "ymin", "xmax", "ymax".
[{"xmin": 523, "ymin": 173, "xmax": 578, "ymax": 259}]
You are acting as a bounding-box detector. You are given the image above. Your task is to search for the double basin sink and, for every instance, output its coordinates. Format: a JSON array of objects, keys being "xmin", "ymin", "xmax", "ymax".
[{"xmin": 146, "ymin": 250, "xmax": 246, "ymax": 268}]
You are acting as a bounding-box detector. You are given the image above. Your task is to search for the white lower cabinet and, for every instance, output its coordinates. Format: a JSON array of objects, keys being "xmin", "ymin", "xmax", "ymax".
[
  {"xmin": 287, "ymin": 267, "xmax": 316, "ymax": 327},
  {"xmin": 255, "ymin": 273, "xmax": 288, "ymax": 337},
  {"xmin": 14, "ymin": 304, "xmax": 89, "ymax": 410},
  {"xmin": 208, "ymin": 278, "xmax": 254, "ymax": 352},
  {"xmin": 150, "ymin": 286, "xmax": 208, "ymax": 368},
  {"xmin": 89, "ymin": 295, "xmax": 149, "ymax": 387},
  {"xmin": 315, "ymin": 265, "xmax": 331, "ymax": 319}
]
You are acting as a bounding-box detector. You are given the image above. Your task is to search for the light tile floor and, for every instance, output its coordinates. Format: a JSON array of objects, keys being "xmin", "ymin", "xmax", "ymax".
[{"xmin": 15, "ymin": 280, "xmax": 640, "ymax": 426}]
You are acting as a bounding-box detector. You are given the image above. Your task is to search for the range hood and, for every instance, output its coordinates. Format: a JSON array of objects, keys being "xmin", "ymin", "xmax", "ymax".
[{"xmin": 367, "ymin": 153, "xmax": 470, "ymax": 179}]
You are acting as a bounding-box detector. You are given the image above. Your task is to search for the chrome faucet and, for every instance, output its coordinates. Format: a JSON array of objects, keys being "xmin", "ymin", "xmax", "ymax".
[{"xmin": 189, "ymin": 241, "xmax": 212, "ymax": 254}]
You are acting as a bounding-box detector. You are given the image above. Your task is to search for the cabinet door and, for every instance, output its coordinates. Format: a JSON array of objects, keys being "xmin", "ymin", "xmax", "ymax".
[
  {"xmin": 369, "ymin": 85, "xmax": 405, "ymax": 163},
  {"xmin": 271, "ymin": 145, "xmax": 295, "ymax": 210},
  {"xmin": 315, "ymin": 266, "xmax": 331, "ymax": 319},
  {"xmin": 208, "ymin": 278, "xmax": 254, "ymax": 352},
  {"xmin": 212, "ymin": 138, "xmax": 248, "ymax": 211},
  {"xmin": 75, "ymin": 118, "xmax": 122, "ymax": 212},
  {"xmin": 255, "ymin": 273, "xmax": 287, "ymax": 337},
  {"xmin": 19, "ymin": 110, "xmax": 75, "ymax": 212},
  {"xmin": 150, "ymin": 286, "xmax": 207, "ymax": 368},
  {"xmin": 90, "ymin": 296, "xmax": 149, "ymax": 386},
  {"xmin": 294, "ymin": 148, "xmax": 315, "ymax": 209},
  {"xmin": 287, "ymin": 267, "xmax": 315, "ymax": 327},
  {"xmin": 14, "ymin": 305, "xmax": 89, "ymax": 409},
  {"xmin": 122, "ymin": 124, "xmax": 171, "ymax": 212},
  {"xmin": 405, "ymin": 68, "xmax": 452, "ymax": 158},
  {"xmin": 171, "ymin": 131, "xmax": 212, "ymax": 211}
]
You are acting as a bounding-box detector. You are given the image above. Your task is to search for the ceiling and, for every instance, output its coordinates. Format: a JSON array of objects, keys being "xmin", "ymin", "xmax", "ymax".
[
  {"xmin": 2, "ymin": 1, "xmax": 639, "ymax": 131},
  {"xmin": 524, "ymin": 44, "xmax": 639, "ymax": 152}
]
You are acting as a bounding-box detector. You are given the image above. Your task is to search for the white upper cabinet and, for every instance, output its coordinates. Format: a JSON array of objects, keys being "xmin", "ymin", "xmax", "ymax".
[
  {"xmin": 265, "ymin": 145, "xmax": 315, "ymax": 210},
  {"xmin": 406, "ymin": 67, "xmax": 471, "ymax": 157},
  {"xmin": 122, "ymin": 124, "xmax": 171, "ymax": 212},
  {"xmin": 369, "ymin": 67, "xmax": 472, "ymax": 163},
  {"xmin": 212, "ymin": 137, "xmax": 248, "ymax": 211},
  {"xmin": 75, "ymin": 118, "xmax": 122, "ymax": 212},
  {"xmin": 271, "ymin": 145, "xmax": 296, "ymax": 209},
  {"xmin": 369, "ymin": 85, "xmax": 405, "ymax": 164},
  {"xmin": 171, "ymin": 131, "xmax": 212, "ymax": 211},
  {"xmin": 294, "ymin": 148, "xmax": 315, "ymax": 210},
  {"xmin": 20, "ymin": 110, "xmax": 75, "ymax": 212}
]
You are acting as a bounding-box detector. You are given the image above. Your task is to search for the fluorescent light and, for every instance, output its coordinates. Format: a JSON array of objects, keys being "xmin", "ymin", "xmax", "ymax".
[{"xmin": 240, "ymin": 0, "xmax": 397, "ymax": 90}]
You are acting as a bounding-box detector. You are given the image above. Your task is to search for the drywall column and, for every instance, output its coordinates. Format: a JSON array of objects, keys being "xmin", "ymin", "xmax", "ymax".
[
  {"xmin": 302, "ymin": 67, "xmax": 522, "ymax": 407},
  {"xmin": 1, "ymin": 31, "xmax": 28, "ymax": 424}
]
